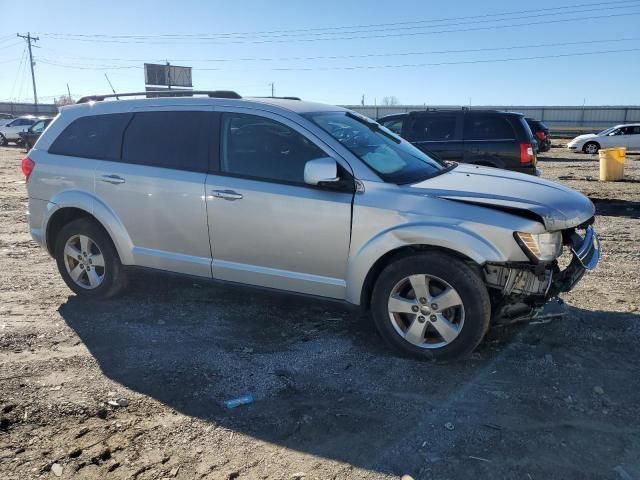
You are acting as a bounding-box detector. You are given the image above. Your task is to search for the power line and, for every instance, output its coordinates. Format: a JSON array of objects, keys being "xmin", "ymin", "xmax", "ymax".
[
  {"xmin": 270, "ymin": 47, "xmax": 640, "ymax": 71},
  {"xmin": 36, "ymin": 47, "xmax": 640, "ymax": 72},
  {"xmin": 38, "ymin": 36, "xmax": 640, "ymax": 65},
  {"xmin": 9, "ymin": 46, "xmax": 27, "ymax": 101},
  {"xmin": 34, "ymin": 0, "xmax": 640, "ymax": 39},
  {"xmin": 33, "ymin": 10, "xmax": 640, "ymax": 45}
]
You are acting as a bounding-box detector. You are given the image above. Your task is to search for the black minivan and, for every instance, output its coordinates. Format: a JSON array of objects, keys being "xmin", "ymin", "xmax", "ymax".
[{"xmin": 378, "ymin": 109, "xmax": 538, "ymax": 175}]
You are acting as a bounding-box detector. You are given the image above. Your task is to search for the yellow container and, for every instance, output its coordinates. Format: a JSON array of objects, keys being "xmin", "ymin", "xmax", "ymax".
[{"xmin": 599, "ymin": 147, "xmax": 625, "ymax": 181}]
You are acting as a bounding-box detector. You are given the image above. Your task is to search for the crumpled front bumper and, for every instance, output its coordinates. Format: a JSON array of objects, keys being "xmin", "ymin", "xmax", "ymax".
[
  {"xmin": 485, "ymin": 225, "xmax": 600, "ymax": 299},
  {"xmin": 550, "ymin": 225, "xmax": 600, "ymax": 295}
]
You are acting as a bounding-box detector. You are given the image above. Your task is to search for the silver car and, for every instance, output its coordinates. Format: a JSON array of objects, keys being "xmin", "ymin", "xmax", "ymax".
[{"xmin": 23, "ymin": 91, "xmax": 599, "ymax": 360}]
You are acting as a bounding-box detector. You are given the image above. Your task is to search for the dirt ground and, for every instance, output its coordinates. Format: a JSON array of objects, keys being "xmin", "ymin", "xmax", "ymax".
[{"xmin": 1, "ymin": 142, "xmax": 639, "ymax": 480}]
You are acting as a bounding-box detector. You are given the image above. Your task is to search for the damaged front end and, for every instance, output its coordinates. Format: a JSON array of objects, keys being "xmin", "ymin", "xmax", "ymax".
[{"xmin": 484, "ymin": 224, "xmax": 600, "ymax": 325}]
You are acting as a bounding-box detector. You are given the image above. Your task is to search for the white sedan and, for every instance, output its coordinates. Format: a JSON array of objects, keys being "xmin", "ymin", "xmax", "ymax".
[
  {"xmin": 568, "ymin": 124, "xmax": 640, "ymax": 154},
  {"xmin": 0, "ymin": 116, "xmax": 41, "ymax": 146}
]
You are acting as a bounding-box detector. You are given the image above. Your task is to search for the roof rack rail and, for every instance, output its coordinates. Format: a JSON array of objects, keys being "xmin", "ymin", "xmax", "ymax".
[
  {"xmin": 76, "ymin": 90, "xmax": 242, "ymax": 104},
  {"xmin": 254, "ymin": 96, "xmax": 302, "ymax": 101}
]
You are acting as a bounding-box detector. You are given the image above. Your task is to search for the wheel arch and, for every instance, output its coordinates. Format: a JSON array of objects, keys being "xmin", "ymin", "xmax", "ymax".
[
  {"xmin": 582, "ymin": 140, "xmax": 600, "ymax": 152},
  {"xmin": 44, "ymin": 191, "xmax": 134, "ymax": 264},
  {"xmin": 346, "ymin": 224, "xmax": 508, "ymax": 308},
  {"xmin": 357, "ymin": 244, "xmax": 482, "ymax": 311}
]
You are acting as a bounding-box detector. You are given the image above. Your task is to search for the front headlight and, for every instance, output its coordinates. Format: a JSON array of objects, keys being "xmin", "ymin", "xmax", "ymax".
[{"xmin": 515, "ymin": 231, "xmax": 563, "ymax": 262}]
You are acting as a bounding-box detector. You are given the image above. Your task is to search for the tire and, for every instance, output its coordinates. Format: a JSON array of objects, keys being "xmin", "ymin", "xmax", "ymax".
[
  {"xmin": 54, "ymin": 218, "xmax": 127, "ymax": 298},
  {"xmin": 0, "ymin": 134, "xmax": 6, "ymax": 146},
  {"xmin": 371, "ymin": 252, "xmax": 491, "ymax": 361},
  {"xmin": 583, "ymin": 142, "xmax": 600, "ymax": 154}
]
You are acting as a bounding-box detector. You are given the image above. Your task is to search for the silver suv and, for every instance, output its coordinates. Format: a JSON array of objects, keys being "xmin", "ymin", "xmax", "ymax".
[{"xmin": 23, "ymin": 91, "xmax": 599, "ymax": 360}]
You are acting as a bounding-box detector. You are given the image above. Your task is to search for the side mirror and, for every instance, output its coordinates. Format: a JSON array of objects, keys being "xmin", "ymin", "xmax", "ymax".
[{"xmin": 304, "ymin": 157, "xmax": 340, "ymax": 186}]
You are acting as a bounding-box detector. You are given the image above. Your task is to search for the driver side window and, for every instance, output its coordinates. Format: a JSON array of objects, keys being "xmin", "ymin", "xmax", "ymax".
[{"xmin": 221, "ymin": 113, "xmax": 327, "ymax": 184}]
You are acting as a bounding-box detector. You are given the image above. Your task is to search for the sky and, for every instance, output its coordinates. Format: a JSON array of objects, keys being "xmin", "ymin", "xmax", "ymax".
[{"xmin": 1, "ymin": 0, "xmax": 639, "ymax": 106}]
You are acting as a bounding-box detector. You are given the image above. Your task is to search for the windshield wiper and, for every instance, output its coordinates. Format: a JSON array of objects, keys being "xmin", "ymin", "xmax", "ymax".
[{"xmin": 346, "ymin": 112, "xmax": 401, "ymax": 144}]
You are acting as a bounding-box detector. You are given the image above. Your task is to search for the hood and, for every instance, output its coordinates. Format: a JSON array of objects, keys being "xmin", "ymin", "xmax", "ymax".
[
  {"xmin": 569, "ymin": 133, "xmax": 597, "ymax": 143},
  {"xmin": 409, "ymin": 164, "xmax": 595, "ymax": 230}
]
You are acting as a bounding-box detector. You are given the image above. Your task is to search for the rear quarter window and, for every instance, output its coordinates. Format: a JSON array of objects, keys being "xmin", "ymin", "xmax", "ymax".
[
  {"xmin": 49, "ymin": 113, "xmax": 132, "ymax": 160},
  {"xmin": 464, "ymin": 115, "xmax": 515, "ymax": 140}
]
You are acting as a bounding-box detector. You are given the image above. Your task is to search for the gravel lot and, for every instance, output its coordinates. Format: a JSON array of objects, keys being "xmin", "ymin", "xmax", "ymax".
[{"xmin": 1, "ymin": 143, "xmax": 639, "ymax": 480}]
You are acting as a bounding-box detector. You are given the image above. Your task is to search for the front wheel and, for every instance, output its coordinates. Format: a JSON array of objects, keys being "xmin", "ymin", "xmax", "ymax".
[
  {"xmin": 55, "ymin": 218, "xmax": 127, "ymax": 298},
  {"xmin": 0, "ymin": 134, "xmax": 6, "ymax": 146},
  {"xmin": 371, "ymin": 252, "xmax": 491, "ymax": 361},
  {"xmin": 583, "ymin": 142, "xmax": 600, "ymax": 154}
]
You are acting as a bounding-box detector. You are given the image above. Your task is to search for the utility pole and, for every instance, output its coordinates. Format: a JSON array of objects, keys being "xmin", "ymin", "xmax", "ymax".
[
  {"xmin": 17, "ymin": 32, "xmax": 39, "ymax": 109},
  {"xmin": 269, "ymin": 82, "xmax": 275, "ymax": 97},
  {"xmin": 166, "ymin": 61, "xmax": 171, "ymax": 90},
  {"xmin": 361, "ymin": 94, "xmax": 365, "ymax": 106},
  {"xmin": 67, "ymin": 83, "xmax": 72, "ymax": 101}
]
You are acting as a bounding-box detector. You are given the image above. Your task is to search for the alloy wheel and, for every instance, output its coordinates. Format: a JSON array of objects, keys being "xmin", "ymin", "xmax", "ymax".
[
  {"xmin": 584, "ymin": 143, "xmax": 598, "ymax": 154},
  {"xmin": 387, "ymin": 274, "xmax": 465, "ymax": 349},
  {"xmin": 63, "ymin": 234, "xmax": 106, "ymax": 289}
]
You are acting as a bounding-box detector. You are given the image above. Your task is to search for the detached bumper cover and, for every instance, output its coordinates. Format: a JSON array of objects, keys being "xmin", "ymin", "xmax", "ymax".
[{"xmin": 551, "ymin": 225, "xmax": 600, "ymax": 294}]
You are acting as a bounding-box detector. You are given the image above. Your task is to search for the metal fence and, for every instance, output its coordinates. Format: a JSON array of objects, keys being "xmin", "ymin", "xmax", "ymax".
[
  {"xmin": 0, "ymin": 102, "xmax": 58, "ymax": 117},
  {"xmin": 343, "ymin": 105, "xmax": 640, "ymax": 133},
  {"xmin": 2, "ymin": 101, "xmax": 639, "ymax": 133}
]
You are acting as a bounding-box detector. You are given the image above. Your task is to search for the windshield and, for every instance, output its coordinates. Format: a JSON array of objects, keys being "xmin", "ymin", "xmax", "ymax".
[
  {"xmin": 598, "ymin": 126, "xmax": 617, "ymax": 136},
  {"xmin": 305, "ymin": 111, "xmax": 448, "ymax": 184}
]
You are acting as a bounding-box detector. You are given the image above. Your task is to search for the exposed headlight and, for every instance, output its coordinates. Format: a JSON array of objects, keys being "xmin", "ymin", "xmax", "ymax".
[{"xmin": 515, "ymin": 231, "xmax": 563, "ymax": 262}]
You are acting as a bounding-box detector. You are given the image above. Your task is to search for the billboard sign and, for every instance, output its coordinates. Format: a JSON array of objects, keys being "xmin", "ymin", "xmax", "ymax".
[{"xmin": 144, "ymin": 63, "xmax": 192, "ymax": 88}]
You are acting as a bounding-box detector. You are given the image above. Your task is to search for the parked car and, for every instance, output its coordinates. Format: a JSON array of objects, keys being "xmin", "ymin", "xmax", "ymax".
[
  {"xmin": 568, "ymin": 124, "xmax": 640, "ymax": 154},
  {"xmin": 0, "ymin": 115, "xmax": 42, "ymax": 145},
  {"xmin": 378, "ymin": 109, "xmax": 538, "ymax": 175},
  {"xmin": 525, "ymin": 118, "xmax": 551, "ymax": 152},
  {"xmin": 23, "ymin": 92, "xmax": 599, "ymax": 360},
  {"xmin": 0, "ymin": 113, "xmax": 15, "ymax": 127},
  {"xmin": 19, "ymin": 118, "xmax": 53, "ymax": 150}
]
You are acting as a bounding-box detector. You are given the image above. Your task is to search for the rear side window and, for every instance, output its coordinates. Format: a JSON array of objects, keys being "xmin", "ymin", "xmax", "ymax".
[
  {"xmin": 122, "ymin": 111, "xmax": 208, "ymax": 172},
  {"xmin": 49, "ymin": 113, "xmax": 131, "ymax": 160},
  {"xmin": 407, "ymin": 115, "xmax": 457, "ymax": 141},
  {"xmin": 464, "ymin": 115, "xmax": 515, "ymax": 140}
]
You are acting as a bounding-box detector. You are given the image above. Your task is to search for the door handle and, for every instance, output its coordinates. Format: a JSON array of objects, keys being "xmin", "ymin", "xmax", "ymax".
[
  {"xmin": 211, "ymin": 189, "xmax": 243, "ymax": 201},
  {"xmin": 101, "ymin": 174, "xmax": 126, "ymax": 185}
]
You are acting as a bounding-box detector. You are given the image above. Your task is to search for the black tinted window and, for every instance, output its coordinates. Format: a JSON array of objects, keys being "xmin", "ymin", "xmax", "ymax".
[
  {"xmin": 221, "ymin": 113, "xmax": 326, "ymax": 184},
  {"xmin": 380, "ymin": 118, "xmax": 404, "ymax": 135},
  {"xmin": 122, "ymin": 111, "xmax": 207, "ymax": 171},
  {"xmin": 464, "ymin": 115, "xmax": 515, "ymax": 140},
  {"xmin": 49, "ymin": 113, "xmax": 131, "ymax": 160},
  {"xmin": 408, "ymin": 115, "xmax": 456, "ymax": 141}
]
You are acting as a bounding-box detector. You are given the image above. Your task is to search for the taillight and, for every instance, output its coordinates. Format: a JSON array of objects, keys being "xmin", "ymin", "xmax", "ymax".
[
  {"xmin": 535, "ymin": 131, "xmax": 546, "ymax": 141},
  {"xmin": 21, "ymin": 156, "xmax": 35, "ymax": 181},
  {"xmin": 520, "ymin": 143, "xmax": 534, "ymax": 164}
]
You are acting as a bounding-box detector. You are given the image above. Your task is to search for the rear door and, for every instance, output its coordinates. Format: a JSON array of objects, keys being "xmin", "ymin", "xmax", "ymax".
[
  {"xmin": 205, "ymin": 108, "xmax": 353, "ymax": 299},
  {"xmin": 94, "ymin": 108, "xmax": 213, "ymax": 277},
  {"xmin": 404, "ymin": 113, "xmax": 463, "ymax": 161},
  {"xmin": 463, "ymin": 113, "xmax": 518, "ymax": 169}
]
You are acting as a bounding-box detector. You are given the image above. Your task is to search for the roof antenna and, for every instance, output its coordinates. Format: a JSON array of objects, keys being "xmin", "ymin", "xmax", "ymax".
[{"xmin": 104, "ymin": 73, "xmax": 120, "ymax": 100}]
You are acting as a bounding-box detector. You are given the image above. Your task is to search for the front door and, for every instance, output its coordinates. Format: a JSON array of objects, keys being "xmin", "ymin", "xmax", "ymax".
[{"xmin": 205, "ymin": 110, "xmax": 353, "ymax": 299}]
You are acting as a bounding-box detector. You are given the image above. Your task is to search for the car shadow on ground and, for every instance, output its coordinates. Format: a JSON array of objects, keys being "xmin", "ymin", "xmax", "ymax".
[{"xmin": 57, "ymin": 272, "xmax": 639, "ymax": 476}]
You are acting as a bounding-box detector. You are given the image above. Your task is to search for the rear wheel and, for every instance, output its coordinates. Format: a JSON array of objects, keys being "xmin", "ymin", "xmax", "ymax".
[
  {"xmin": 583, "ymin": 142, "xmax": 600, "ymax": 154},
  {"xmin": 54, "ymin": 218, "xmax": 127, "ymax": 298},
  {"xmin": 371, "ymin": 252, "xmax": 491, "ymax": 361}
]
